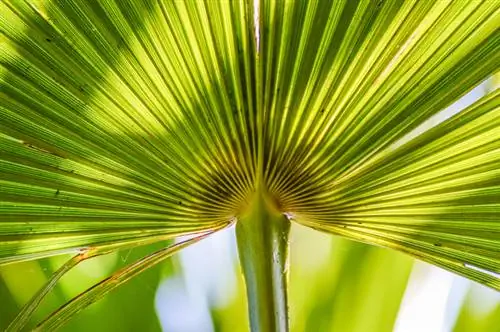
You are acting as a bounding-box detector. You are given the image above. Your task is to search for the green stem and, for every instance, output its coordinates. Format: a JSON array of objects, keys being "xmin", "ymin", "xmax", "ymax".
[{"xmin": 236, "ymin": 190, "xmax": 291, "ymax": 332}]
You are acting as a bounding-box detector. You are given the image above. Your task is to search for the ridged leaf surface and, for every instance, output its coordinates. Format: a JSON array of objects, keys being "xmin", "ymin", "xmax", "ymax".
[{"xmin": 1, "ymin": 0, "xmax": 499, "ymax": 294}]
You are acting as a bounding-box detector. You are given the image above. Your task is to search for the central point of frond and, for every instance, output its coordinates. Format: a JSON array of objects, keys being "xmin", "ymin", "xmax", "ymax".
[{"xmin": 238, "ymin": 186, "xmax": 283, "ymax": 223}]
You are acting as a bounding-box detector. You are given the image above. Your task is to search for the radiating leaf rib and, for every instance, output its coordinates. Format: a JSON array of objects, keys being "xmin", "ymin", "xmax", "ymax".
[
  {"xmin": 255, "ymin": 0, "xmax": 499, "ymax": 288},
  {"xmin": 306, "ymin": 223, "xmax": 499, "ymax": 290},
  {"xmin": 34, "ymin": 231, "xmax": 213, "ymax": 331},
  {"xmin": 1, "ymin": 0, "xmax": 254, "ymax": 265},
  {"xmin": 292, "ymin": 90, "xmax": 500, "ymax": 288},
  {"xmin": 267, "ymin": 1, "xmax": 499, "ymax": 198},
  {"xmin": 5, "ymin": 253, "xmax": 83, "ymax": 332},
  {"xmin": 5, "ymin": 230, "xmax": 198, "ymax": 332}
]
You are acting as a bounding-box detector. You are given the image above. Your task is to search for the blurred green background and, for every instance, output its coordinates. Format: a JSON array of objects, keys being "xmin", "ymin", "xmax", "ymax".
[{"xmin": 1, "ymin": 224, "xmax": 499, "ymax": 332}]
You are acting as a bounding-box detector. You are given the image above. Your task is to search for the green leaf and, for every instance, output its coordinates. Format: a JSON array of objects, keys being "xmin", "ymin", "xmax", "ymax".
[
  {"xmin": 35, "ymin": 231, "xmax": 212, "ymax": 331},
  {"xmin": 4, "ymin": 230, "xmax": 202, "ymax": 331},
  {"xmin": 296, "ymin": 90, "xmax": 500, "ymax": 289},
  {"xmin": 1, "ymin": 0, "xmax": 499, "ymax": 329},
  {"xmin": 0, "ymin": 0, "xmax": 245, "ymax": 264},
  {"xmin": 257, "ymin": 0, "xmax": 500, "ymax": 289}
]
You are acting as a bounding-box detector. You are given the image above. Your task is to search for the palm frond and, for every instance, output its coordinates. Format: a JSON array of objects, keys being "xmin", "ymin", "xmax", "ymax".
[
  {"xmin": 5, "ymin": 229, "xmax": 208, "ymax": 331},
  {"xmin": 1, "ymin": 0, "xmax": 247, "ymax": 264},
  {"xmin": 34, "ymin": 232, "xmax": 212, "ymax": 331},
  {"xmin": 1, "ymin": 0, "xmax": 499, "ymax": 328},
  {"xmin": 294, "ymin": 90, "xmax": 500, "ymax": 288},
  {"xmin": 257, "ymin": 0, "xmax": 500, "ymax": 288}
]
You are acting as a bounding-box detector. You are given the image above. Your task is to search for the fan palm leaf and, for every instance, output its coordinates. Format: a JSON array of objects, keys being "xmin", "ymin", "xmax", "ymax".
[{"xmin": 0, "ymin": 0, "xmax": 499, "ymax": 330}]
